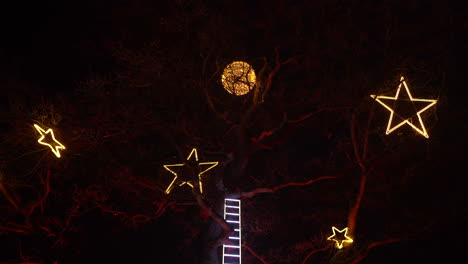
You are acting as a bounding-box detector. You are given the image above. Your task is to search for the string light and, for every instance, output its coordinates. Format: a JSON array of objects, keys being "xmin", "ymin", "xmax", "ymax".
[
  {"xmin": 162, "ymin": 148, "xmax": 218, "ymax": 194},
  {"xmin": 33, "ymin": 124, "xmax": 66, "ymax": 158},
  {"xmin": 370, "ymin": 76, "xmax": 437, "ymax": 138}
]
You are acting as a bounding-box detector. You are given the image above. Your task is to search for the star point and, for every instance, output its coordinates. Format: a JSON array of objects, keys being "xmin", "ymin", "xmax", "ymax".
[
  {"xmin": 371, "ymin": 76, "xmax": 437, "ymax": 138},
  {"xmin": 162, "ymin": 148, "xmax": 218, "ymax": 194},
  {"xmin": 327, "ymin": 226, "xmax": 353, "ymax": 249},
  {"xmin": 33, "ymin": 124, "xmax": 66, "ymax": 158}
]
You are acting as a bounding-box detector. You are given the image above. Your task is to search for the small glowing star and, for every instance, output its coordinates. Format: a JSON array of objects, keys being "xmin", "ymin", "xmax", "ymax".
[
  {"xmin": 33, "ymin": 124, "xmax": 66, "ymax": 158},
  {"xmin": 163, "ymin": 148, "xmax": 218, "ymax": 194},
  {"xmin": 221, "ymin": 61, "xmax": 256, "ymax": 96},
  {"xmin": 327, "ymin": 226, "xmax": 353, "ymax": 249},
  {"xmin": 371, "ymin": 76, "xmax": 437, "ymax": 138}
]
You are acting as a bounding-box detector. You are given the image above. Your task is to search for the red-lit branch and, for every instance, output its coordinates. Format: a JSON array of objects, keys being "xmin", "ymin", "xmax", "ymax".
[
  {"xmin": 287, "ymin": 107, "xmax": 353, "ymax": 124},
  {"xmin": 232, "ymin": 175, "xmax": 338, "ymax": 199},
  {"xmin": 0, "ymin": 172, "xmax": 20, "ymax": 210},
  {"xmin": 301, "ymin": 244, "xmax": 333, "ymax": 264},
  {"xmin": 260, "ymin": 48, "xmax": 303, "ymax": 103},
  {"xmin": 27, "ymin": 169, "xmax": 51, "ymax": 216},
  {"xmin": 350, "ymin": 238, "xmax": 403, "ymax": 264},
  {"xmin": 0, "ymin": 223, "xmax": 31, "ymax": 234},
  {"xmin": 0, "ymin": 262, "xmax": 44, "ymax": 264},
  {"xmin": 243, "ymin": 244, "xmax": 269, "ymax": 264},
  {"xmin": 194, "ymin": 193, "xmax": 231, "ymax": 247},
  {"xmin": 348, "ymin": 112, "xmax": 368, "ymax": 235}
]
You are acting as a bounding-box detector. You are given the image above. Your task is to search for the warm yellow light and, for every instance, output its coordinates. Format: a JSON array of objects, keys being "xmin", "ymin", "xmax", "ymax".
[
  {"xmin": 327, "ymin": 226, "xmax": 353, "ymax": 249},
  {"xmin": 163, "ymin": 164, "xmax": 184, "ymax": 194},
  {"xmin": 221, "ymin": 61, "xmax": 256, "ymax": 96},
  {"xmin": 33, "ymin": 124, "xmax": 66, "ymax": 158},
  {"xmin": 162, "ymin": 148, "xmax": 218, "ymax": 194},
  {"xmin": 370, "ymin": 76, "xmax": 437, "ymax": 138}
]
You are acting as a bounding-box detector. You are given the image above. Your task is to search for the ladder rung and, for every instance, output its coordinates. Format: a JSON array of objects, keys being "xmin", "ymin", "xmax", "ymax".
[
  {"xmin": 225, "ymin": 212, "xmax": 240, "ymax": 216},
  {"xmin": 226, "ymin": 220, "xmax": 240, "ymax": 223},
  {"xmin": 224, "ymin": 245, "xmax": 240, "ymax": 248},
  {"xmin": 234, "ymin": 228, "xmax": 240, "ymax": 231},
  {"xmin": 224, "ymin": 254, "xmax": 240, "ymax": 257},
  {"xmin": 225, "ymin": 205, "xmax": 240, "ymax": 209},
  {"xmin": 225, "ymin": 198, "xmax": 240, "ymax": 202},
  {"xmin": 229, "ymin": 236, "xmax": 240, "ymax": 239}
]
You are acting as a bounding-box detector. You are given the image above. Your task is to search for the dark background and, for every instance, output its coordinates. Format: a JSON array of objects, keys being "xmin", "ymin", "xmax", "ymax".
[{"xmin": 0, "ymin": 0, "xmax": 466, "ymax": 263}]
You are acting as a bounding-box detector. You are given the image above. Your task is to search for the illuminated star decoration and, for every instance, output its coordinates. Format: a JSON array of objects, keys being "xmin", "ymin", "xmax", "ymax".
[
  {"xmin": 163, "ymin": 148, "xmax": 218, "ymax": 194},
  {"xmin": 327, "ymin": 226, "xmax": 353, "ymax": 249},
  {"xmin": 370, "ymin": 76, "xmax": 437, "ymax": 138},
  {"xmin": 33, "ymin": 124, "xmax": 66, "ymax": 158}
]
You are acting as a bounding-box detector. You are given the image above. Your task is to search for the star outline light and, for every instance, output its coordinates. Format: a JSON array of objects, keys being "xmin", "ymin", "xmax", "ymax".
[
  {"xmin": 327, "ymin": 226, "xmax": 353, "ymax": 249},
  {"xmin": 33, "ymin": 124, "xmax": 66, "ymax": 158},
  {"xmin": 370, "ymin": 76, "xmax": 437, "ymax": 138},
  {"xmin": 163, "ymin": 148, "xmax": 218, "ymax": 194}
]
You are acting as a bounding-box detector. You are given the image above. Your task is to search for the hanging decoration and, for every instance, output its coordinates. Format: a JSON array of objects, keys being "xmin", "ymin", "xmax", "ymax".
[
  {"xmin": 370, "ymin": 76, "xmax": 437, "ymax": 138},
  {"xmin": 222, "ymin": 198, "xmax": 242, "ymax": 264},
  {"xmin": 162, "ymin": 148, "xmax": 218, "ymax": 194},
  {"xmin": 221, "ymin": 61, "xmax": 256, "ymax": 96},
  {"xmin": 33, "ymin": 124, "xmax": 66, "ymax": 158},
  {"xmin": 327, "ymin": 226, "xmax": 353, "ymax": 249}
]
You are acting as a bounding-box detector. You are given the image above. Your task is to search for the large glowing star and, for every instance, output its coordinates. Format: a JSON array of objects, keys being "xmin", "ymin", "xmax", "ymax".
[
  {"xmin": 33, "ymin": 124, "xmax": 66, "ymax": 158},
  {"xmin": 221, "ymin": 61, "xmax": 256, "ymax": 96},
  {"xmin": 327, "ymin": 226, "xmax": 353, "ymax": 249},
  {"xmin": 370, "ymin": 76, "xmax": 437, "ymax": 138},
  {"xmin": 163, "ymin": 148, "xmax": 218, "ymax": 194}
]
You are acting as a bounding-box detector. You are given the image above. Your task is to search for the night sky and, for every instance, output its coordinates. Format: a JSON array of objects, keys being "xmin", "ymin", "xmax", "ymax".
[{"xmin": 0, "ymin": 1, "xmax": 466, "ymax": 263}]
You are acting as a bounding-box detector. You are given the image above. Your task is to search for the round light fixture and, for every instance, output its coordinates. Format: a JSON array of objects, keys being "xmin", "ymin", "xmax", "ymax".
[{"xmin": 221, "ymin": 61, "xmax": 256, "ymax": 96}]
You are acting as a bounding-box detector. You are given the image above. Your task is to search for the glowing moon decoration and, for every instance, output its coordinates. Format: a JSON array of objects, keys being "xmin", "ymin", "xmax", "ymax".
[{"xmin": 221, "ymin": 61, "xmax": 256, "ymax": 96}]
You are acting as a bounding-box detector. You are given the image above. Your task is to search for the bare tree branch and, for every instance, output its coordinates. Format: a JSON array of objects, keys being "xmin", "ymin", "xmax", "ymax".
[
  {"xmin": 351, "ymin": 238, "xmax": 403, "ymax": 264},
  {"xmin": 243, "ymin": 244, "xmax": 269, "ymax": 264},
  {"xmin": 232, "ymin": 176, "xmax": 338, "ymax": 199},
  {"xmin": 301, "ymin": 244, "xmax": 333, "ymax": 264}
]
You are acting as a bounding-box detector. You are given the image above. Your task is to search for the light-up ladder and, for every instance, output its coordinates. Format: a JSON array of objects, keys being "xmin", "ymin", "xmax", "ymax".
[{"xmin": 222, "ymin": 198, "xmax": 241, "ymax": 264}]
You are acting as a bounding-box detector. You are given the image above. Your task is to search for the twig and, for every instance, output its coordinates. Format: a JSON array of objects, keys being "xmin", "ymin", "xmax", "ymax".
[
  {"xmin": 287, "ymin": 107, "xmax": 353, "ymax": 124},
  {"xmin": 194, "ymin": 193, "xmax": 231, "ymax": 247},
  {"xmin": 261, "ymin": 48, "xmax": 303, "ymax": 102},
  {"xmin": 0, "ymin": 262, "xmax": 44, "ymax": 264},
  {"xmin": 27, "ymin": 169, "xmax": 51, "ymax": 216},
  {"xmin": 348, "ymin": 112, "xmax": 368, "ymax": 235},
  {"xmin": 301, "ymin": 244, "xmax": 333, "ymax": 264},
  {"xmin": 232, "ymin": 176, "xmax": 338, "ymax": 199},
  {"xmin": 0, "ymin": 225, "xmax": 30, "ymax": 234},
  {"xmin": 350, "ymin": 238, "xmax": 402, "ymax": 264},
  {"xmin": 350, "ymin": 112, "xmax": 365, "ymax": 171},
  {"xmin": 0, "ymin": 171, "xmax": 19, "ymax": 210},
  {"xmin": 243, "ymin": 244, "xmax": 269, "ymax": 264}
]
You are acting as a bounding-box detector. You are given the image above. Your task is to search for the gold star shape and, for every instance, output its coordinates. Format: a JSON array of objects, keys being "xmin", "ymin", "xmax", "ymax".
[
  {"xmin": 327, "ymin": 226, "xmax": 353, "ymax": 249},
  {"xmin": 163, "ymin": 148, "xmax": 218, "ymax": 194},
  {"xmin": 371, "ymin": 76, "xmax": 437, "ymax": 138},
  {"xmin": 33, "ymin": 124, "xmax": 66, "ymax": 158}
]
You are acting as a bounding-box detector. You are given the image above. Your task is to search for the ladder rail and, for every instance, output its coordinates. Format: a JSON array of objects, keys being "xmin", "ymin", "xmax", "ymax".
[{"xmin": 222, "ymin": 198, "xmax": 242, "ymax": 264}]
